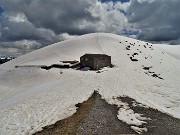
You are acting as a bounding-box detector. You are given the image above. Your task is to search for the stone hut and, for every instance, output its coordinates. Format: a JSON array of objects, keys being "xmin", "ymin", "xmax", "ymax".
[{"xmin": 80, "ymin": 54, "xmax": 111, "ymax": 70}]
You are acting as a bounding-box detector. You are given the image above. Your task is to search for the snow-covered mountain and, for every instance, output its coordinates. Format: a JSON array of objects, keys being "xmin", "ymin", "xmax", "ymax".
[{"xmin": 0, "ymin": 33, "xmax": 180, "ymax": 135}]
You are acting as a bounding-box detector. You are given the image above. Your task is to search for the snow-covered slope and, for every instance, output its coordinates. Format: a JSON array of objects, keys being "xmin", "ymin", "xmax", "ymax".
[{"xmin": 0, "ymin": 33, "xmax": 180, "ymax": 135}]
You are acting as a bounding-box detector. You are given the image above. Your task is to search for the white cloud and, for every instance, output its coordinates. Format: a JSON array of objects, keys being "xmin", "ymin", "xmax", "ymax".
[
  {"xmin": 137, "ymin": 0, "xmax": 155, "ymax": 4},
  {"xmin": 85, "ymin": 1, "xmax": 129, "ymax": 34},
  {"xmin": 113, "ymin": 1, "xmax": 131, "ymax": 11},
  {"xmin": 57, "ymin": 33, "xmax": 78, "ymax": 41},
  {"xmin": 8, "ymin": 13, "xmax": 27, "ymax": 23}
]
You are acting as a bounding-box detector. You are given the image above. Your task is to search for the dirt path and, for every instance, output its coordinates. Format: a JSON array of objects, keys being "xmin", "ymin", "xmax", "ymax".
[{"xmin": 34, "ymin": 92, "xmax": 180, "ymax": 135}]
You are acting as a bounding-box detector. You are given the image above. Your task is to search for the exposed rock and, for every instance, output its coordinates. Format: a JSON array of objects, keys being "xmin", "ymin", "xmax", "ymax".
[
  {"xmin": 152, "ymin": 74, "xmax": 164, "ymax": 80},
  {"xmin": 130, "ymin": 57, "xmax": 138, "ymax": 62},
  {"xmin": 126, "ymin": 46, "xmax": 131, "ymax": 50},
  {"xmin": 143, "ymin": 66, "xmax": 152, "ymax": 70}
]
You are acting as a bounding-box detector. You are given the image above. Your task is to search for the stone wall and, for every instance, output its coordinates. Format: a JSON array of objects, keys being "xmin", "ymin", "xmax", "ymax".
[{"xmin": 80, "ymin": 54, "xmax": 111, "ymax": 70}]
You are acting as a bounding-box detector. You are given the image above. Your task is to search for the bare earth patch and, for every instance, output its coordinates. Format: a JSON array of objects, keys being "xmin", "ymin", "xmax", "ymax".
[
  {"xmin": 119, "ymin": 97, "xmax": 180, "ymax": 135},
  {"xmin": 34, "ymin": 91, "xmax": 180, "ymax": 135}
]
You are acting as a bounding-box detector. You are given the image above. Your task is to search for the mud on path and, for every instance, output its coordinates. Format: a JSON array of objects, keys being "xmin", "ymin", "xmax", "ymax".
[{"xmin": 34, "ymin": 91, "xmax": 180, "ymax": 135}]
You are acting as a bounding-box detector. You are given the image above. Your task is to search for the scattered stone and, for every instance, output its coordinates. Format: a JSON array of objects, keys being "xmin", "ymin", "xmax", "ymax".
[
  {"xmin": 41, "ymin": 66, "xmax": 51, "ymax": 70},
  {"xmin": 130, "ymin": 57, "xmax": 138, "ymax": 62},
  {"xmin": 148, "ymin": 71, "xmax": 155, "ymax": 74},
  {"xmin": 126, "ymin": 46, "xmax": 131, "ymax": 50},
  {"xmin": 96, "ymin": 70, "xmax": 101, "ymax": 73},
  {"xmin": 132, "ymin": 53, "xmax": 138, "ymax": 57},
  {"xmin": 60, "ymin": 60, "xmax": 79, "ymax": 64},
  {"xmin": 130, "ymin": 43, "xmax": 135, "ymax": 46},
  {"xmin": 60, "ymin": 70, "xmax": 63, "ymax": 74},
  {"xmin": 143, "ymin": 66, "xmax": 152, "ymax": 70},
  {"xmin": 152, "ymin": 74, "xmax": 164, "ymax": 80}
]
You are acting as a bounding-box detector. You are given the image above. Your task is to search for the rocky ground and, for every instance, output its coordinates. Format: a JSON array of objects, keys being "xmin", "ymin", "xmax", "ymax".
[{"xmin": 34, "ymin": 92, "xmax": 180, "ymax": 135}]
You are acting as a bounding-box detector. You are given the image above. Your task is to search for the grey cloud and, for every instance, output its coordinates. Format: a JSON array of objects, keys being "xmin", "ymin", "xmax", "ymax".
[
  {"xmin": 27, "ymin": 0, "xmax": 100, "ymax": 34},
  {"xmin": 0, "ymin": 0, "xmax": 103, "ymax": 35},
  {"xmin": 1, "ymin": 0, "xmax": 180, "ymax": 57},
  {"xmin": 127, "ymin": 0, "xmax": 180, "ymax": 42},
  {"xmin": 0, "ymin": 40, "xmax": 41, "ymax": 56},
  {"xmin": 0, "ymin": 0, "xmax": 129, "ymax": 56}
]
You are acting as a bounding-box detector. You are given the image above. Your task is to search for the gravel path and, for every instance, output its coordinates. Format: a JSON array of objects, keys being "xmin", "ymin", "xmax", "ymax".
[
  {"xmin": 34, "ymin": 91, "xmax": 180, "ymax": 135},
  {"xmin": 76, "ymin": 92, "xmax": 136, "ymax": 135}
]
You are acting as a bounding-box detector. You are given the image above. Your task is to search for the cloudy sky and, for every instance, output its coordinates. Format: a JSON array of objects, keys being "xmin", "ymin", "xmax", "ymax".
[{"xmin": 0, "ymin": 0, "xmax": 180, "ymax": 56}]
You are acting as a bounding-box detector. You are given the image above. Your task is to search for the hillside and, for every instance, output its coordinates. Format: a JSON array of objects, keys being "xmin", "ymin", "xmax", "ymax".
[{"xmin": 0, "ymin": 33, "xmax": 180, "ymax": 135}]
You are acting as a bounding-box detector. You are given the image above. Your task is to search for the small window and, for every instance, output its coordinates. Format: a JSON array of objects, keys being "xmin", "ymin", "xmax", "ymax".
[{"xmin": 85, "ymin": 58, "xmax": 88, "ymax": 61}]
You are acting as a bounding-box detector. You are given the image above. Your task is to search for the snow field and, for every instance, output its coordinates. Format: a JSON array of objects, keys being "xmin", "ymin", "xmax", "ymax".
[{"xmin": 0, "ymin": 33, "xmax": 180, "ymax": 134}]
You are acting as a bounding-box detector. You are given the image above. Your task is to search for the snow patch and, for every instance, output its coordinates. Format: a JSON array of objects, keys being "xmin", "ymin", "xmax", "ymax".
[
  {"xmin": 131, "ymin": 126, "xmax": 148, "ymax": 134},
  {"xmin": 105, "ymin": 97, "xmax": 150, "ymax": 134}
]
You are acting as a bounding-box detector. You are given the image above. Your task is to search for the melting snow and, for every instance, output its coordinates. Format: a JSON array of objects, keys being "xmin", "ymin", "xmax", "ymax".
[
  {"xmin": 131, "ymin": 126, "xmax": 148, "ymax": 134},
  {"xmin": 0, "ymin": 33, "xmax": 180, "ymax": 135}
]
